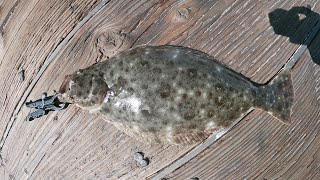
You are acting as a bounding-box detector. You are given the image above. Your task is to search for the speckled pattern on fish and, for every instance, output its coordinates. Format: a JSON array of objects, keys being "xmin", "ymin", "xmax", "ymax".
[{"xmin": 59, "ymin": 45, "xmax": 294, "ymax": 145}]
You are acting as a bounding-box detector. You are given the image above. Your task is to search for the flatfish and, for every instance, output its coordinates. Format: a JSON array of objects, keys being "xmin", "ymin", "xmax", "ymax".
[{"xmin": 59, "ymin": 45, "xmax": 294, "ymax": 145}]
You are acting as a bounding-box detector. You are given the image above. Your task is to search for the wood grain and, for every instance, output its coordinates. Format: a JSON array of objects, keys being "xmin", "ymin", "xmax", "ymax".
[
  {"xmin": 0, "ymin": 0, "xmax": 319, "ymax": 179},
  {"xmin": 1, "ymin": 0, "xmax": 196, "ymax": 179},
  {"xmin": 164, "ymin": 50, "xmax": 320, "ymax": 180},
  {"xmin": 160, "ymin": 1, "xmax": 320, "ymax": 179},
  {"xmin": 0, "ymin": 0, "xmax": 102, "ymax": 145}
]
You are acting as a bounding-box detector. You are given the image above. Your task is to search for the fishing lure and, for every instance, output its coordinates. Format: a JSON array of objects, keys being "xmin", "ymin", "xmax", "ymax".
[
  {"xmin": 57, "ymin": 45, "xmax": 293, "ymax": 145},
  {"xmin": 25, "ymin": 91, "xmax": 67, "ymax": 121}
]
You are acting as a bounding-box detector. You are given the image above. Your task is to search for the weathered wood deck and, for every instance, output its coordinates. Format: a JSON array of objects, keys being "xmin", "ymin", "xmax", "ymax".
[{"xmin": 0, "ymin": 0, "xmax": 319, "ymax": 179}]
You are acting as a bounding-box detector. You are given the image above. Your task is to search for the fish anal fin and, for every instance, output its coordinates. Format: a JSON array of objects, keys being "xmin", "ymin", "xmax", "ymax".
[{"xmin": 110, "ymin": 121, "xmax": 212, "ymax": 145}]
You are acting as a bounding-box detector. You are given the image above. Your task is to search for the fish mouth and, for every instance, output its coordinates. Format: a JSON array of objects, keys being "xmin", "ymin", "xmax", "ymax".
[{"xmin": 59, "ymin": 75, "xmax": 71, "ymax": 94}]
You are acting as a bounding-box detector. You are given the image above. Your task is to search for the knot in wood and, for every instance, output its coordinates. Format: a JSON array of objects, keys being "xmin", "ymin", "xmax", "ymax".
[
  {"xmin": 96, "ymin": 29, "xmax": 127, "ymax": 60},
  {"xmin": 175, "ymin": 7, "xmax": 191, "ymax": 22}
]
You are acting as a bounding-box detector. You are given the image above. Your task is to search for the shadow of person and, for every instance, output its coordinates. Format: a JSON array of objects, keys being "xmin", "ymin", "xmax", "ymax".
[{"xmin": 269, "ymin": 6, "xmax": 320, "ymax": 65}]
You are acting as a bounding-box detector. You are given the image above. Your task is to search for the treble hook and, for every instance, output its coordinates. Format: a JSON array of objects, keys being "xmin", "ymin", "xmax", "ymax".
[{"xmin": 25, "ymin": 91, "xmax": 68, "ymax": 121}]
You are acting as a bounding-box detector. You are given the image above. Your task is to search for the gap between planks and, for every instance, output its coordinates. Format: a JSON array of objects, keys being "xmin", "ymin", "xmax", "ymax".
[
  {"xmin": 0, "ymin": 0, "xmax": 110, "ymax": 150},
  {"xmin": 151, "ymin": 19, "xmax": 320, "ymax": 180},
  {"xmin": 1, "ymin": 1, "xmax": 319, "ymax": 179},
  {"xmin": 0, "ymin": 0, "xmax": 21, "ymax": 33},
  {"xmin": 284, "ymin": 20, "xmax": 320, "ymax": 71}
]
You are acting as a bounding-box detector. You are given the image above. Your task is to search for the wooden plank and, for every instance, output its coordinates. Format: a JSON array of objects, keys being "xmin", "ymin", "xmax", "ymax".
[
  {"xmin": 0, "ymin": 0, "xmax": 106, "ymax": 179},
  {"xmin": 0, "ymin": 0, "xmax": 102, "ymax": 145},
  {"xmin": 1, "ymin": 0, "xmax": 198, "ymax": 179},
  {"xmin": 161, "ymin": 3, "xmax": 320, "ymax": 180},
  {"xmin": 282, "ymin": 23, "xmax": 320, "ymax": 180},
  {"xmin": 164, "ymin": 50, "xmax": 320, "ymax": 179},
  {"xmin": 153, "ymin": 4, "xmax": 320, "ymax": 178},
  {"xmin": 1, "ymin": 0, "xmax": 320, "ymax": 180}
]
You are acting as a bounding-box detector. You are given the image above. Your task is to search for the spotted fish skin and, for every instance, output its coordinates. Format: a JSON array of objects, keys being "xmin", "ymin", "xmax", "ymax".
[{"xmin": 59, "ymin": 45, "xmax": 293, "ymax": 145}]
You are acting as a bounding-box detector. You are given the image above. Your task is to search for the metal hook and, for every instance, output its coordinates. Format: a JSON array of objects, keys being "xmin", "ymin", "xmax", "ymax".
[{"xmin": 25, "ymin": 91, "xmax": 68, "ymax": 121}]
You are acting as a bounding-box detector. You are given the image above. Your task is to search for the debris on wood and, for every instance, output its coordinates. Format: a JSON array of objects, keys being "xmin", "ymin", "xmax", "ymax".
[
  {"xmin": 18, "ymin": 69, "xmax": 25, "ymax": 82},
  {"xmin": 133, "ymin": 152, "xmax": 149, "ymax": 167}
]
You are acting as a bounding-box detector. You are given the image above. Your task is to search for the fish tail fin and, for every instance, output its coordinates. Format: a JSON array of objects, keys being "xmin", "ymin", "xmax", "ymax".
[{"xmin": 256, "ymin": 70, "xmax": 294, "ymax": 124}]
